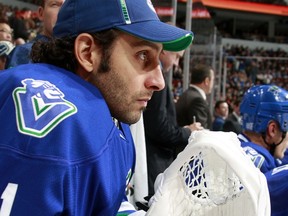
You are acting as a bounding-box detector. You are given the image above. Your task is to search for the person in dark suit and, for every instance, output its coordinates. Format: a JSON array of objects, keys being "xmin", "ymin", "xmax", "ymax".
[
  {"xmin": 143, "ymin": 49, "xmax": 203, "ymax": 197},
  {"xmin": 176, "ymin": 64, "xmax": 214, "ymax": 130},
  {"xmin": 223, "ymin": 99, "xmax": 242, "ymax": 134}
]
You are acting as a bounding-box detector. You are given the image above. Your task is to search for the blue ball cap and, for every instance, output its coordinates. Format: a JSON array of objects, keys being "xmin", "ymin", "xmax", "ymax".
[{"xmin": 53, "ymin": 0, "xmax": 194, "ymax": 52}]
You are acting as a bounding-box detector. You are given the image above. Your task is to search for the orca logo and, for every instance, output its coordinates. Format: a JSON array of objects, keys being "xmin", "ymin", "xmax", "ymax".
[{"xmin": 13, "ymin": 79, "xmax": 77, "ymax": 138}]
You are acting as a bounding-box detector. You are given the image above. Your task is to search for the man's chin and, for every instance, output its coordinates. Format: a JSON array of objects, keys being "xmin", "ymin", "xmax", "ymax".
[{"xmin": 117, "ymin": 111, "xmax": 143, "ymax": 125}]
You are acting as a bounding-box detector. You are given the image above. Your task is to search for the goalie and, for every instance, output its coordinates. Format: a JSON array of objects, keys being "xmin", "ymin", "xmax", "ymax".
[{"xmin": 239, "ymin": 84, "xmax": 288, "ymax": 216}]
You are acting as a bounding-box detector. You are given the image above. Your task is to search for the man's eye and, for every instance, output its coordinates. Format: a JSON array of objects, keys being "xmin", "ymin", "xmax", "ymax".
[
  {"xmin": 138, "ymin": 51, "xmax": 148, "ymax": 62},
  {"xmin": 51, "ymin": 2, "xmax": 62, "ymax": 7}
]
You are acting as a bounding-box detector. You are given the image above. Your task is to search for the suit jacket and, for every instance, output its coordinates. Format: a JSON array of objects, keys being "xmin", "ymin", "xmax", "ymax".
[
  {"xmin": 223, "ymin": 112, "xmax": 242, "ymax": 135},
  {"xmin": 176, "ymin": 86, "xmax": 212, "ymax": 130},
  {"xmin": 143, "ymin": 80, "xmax": 191, "ymax": 196}
]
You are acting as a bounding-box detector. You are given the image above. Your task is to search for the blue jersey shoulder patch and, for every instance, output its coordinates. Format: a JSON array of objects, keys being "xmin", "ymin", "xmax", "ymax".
[{"xmin": 13, "ymin": 78, "xmax": 77, "ymax": 138}]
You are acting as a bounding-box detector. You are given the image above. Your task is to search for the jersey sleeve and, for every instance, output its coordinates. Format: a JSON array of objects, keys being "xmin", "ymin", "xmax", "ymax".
[{"xmin": 265, "ymin": 165, "xmax": 288, "ymax": 215}]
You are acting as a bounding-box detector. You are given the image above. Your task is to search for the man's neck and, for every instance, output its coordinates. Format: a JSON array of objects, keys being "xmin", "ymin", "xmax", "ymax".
[{"xmin": 243, "ymin": 131, "xmax": 269, "ymax": 150}]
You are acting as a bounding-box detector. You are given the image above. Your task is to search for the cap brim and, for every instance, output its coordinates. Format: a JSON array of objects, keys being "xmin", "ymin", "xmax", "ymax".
[{"xmin": 116, "ymin": 21, "xmax": 194, "ymax": 52}]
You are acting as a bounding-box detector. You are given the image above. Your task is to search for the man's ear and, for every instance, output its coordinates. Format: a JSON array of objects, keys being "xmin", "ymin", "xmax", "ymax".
[
  {"xmin": 38, "ymin": 7, "xmax": 44, "ymax": 22},
  {"xmin": 74, "ymin": 33, "xmax": 101, "ymax": 75},
  {"xmin": 161, "ymin": 50, "xmax": 168, "ymax": 56},
  {"xmin": 204, "ymin": 76, "xmax": 210, "ymax": 85},
  {"xmin": 267, "ymin": 120, "xmax": 278, "ymax": 138}
]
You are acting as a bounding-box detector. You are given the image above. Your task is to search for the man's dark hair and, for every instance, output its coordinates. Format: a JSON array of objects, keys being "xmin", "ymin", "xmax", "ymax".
[
  {"xmin": 21, "ymin": 7, "xmax": 30, "ymax": 12},
  {"xmin": 214, "ymin": 100, "xmax": 227, "ymax": 110},
  {"xmin": 233, "ymin": 98, "xmax": 241, "ymax": 107},
  {"xmin": 190, "ymin": 64, "xmax": 212, "ymax": 84},
  {"xmin": 39, "ymin": 0, "xmax": 45, "ymax": 8},
  {"xmin": 31, "ymin": 29, "xmax": 119, "ymax": 72}
]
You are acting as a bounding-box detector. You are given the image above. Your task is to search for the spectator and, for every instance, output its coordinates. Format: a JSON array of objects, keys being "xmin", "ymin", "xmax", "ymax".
[
  {"xmin": 0, "ymin": 20, "xmax": 13, "ymax": 42},
  {"xmin": 176, "ymin": 63, "xmax": 214, "ymax": 130},
  {"xmin": 223, "ymin": 45, "xmax": 288, "ymax": 102},
  {"xmin": 8, "ymin": 7, "xmax": 31, "ymax": 42},
  {"xmin": 223, "ymin": 99, "xmax": 243, "ymax": 134},
  {"xmin": 173, "ymin": 80, "xmax": 183, "ymax": 102},
  {"xmin": 143, "ymin": 48, "xmax": 203, "ymax": 197},
  {"xmin": 212, "ymin": 100, "xmax": 229, "ymax": 131},
  {"xmin": 6, "ymin": 0, "xmax": 65, "ymax": 68},
  {"xmin": 0, "ymin": 0, "xmax": 193, "ymax": 215}
]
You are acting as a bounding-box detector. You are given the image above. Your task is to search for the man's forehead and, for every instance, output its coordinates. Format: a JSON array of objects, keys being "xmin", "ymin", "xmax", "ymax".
[{"xmin": 119, "ymin": 32, "xmax": 163, "ymax": 52}]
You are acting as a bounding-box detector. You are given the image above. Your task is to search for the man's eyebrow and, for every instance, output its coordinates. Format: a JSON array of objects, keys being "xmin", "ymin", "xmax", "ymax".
[{"xmin": 130, "ymin": 39, "xmax": 163, "ymax": 53}]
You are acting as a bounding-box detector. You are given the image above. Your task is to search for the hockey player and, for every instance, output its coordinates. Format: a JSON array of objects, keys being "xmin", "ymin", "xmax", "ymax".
[
  {"xmin": 0, "ymin": 0, "xmax": 193, "ymax": 215},
  {"xmin": 238, "ymin": 85, "xmax": 288, "ymax": 215}
]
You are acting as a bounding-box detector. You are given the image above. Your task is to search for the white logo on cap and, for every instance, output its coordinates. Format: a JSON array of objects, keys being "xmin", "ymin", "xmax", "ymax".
[{"xmin": 147, "ymin": 0, "xmax": 156, "ymax": 13}]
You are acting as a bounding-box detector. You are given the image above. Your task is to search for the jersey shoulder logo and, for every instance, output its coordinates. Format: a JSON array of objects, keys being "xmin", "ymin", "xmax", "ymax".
[
  {"xmin": 243, "ymin": 146, "xmax": 265, "ymax": 169},
  {"xmin": 13, "ymin": 78, "xmax": 77, "ymax": 138}
]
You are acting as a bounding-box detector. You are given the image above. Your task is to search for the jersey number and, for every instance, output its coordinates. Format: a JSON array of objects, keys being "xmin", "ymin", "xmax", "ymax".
[{"xmin": 0, "ymin": 183, "xmax": 18, "ymax": 216}]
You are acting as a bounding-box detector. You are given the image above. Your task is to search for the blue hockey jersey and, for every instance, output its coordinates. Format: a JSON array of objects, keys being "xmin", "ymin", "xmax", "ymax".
[
  {"xmin": 265, "ymin": 165, "xmax": 288, "ymax": 216},
  {"xmin": 240, "ymin": 140, "xmax": 278, "ymax": 173},
  {"xmin": 239, "ymin": 134, "xmax": 287, "ymax": 216},
  {"xmin": 0, "ymin": 63, "xmax": 136, "ymax": 216}
]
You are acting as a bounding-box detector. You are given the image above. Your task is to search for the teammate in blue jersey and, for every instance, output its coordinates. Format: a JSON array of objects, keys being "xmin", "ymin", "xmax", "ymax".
[
  {"xmin": 265, "ymin": 165, "xmax": 288, "ymax": 216},
  {"xmin": 0, "ymin": 0, "xmax": 194, "ymax": 215},
  {"xmin": 238, "ymin": 85, "xmax": 288, "ymax": 215}
]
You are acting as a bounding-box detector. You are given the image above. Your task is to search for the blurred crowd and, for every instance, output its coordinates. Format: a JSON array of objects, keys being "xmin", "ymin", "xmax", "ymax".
[
  {"xmin": 0, "ymin": 2, "xmax": 41, "ymax": 44},
  {"xmin": 224, "ymin": 45, "xmax": 288, "ymax": 104},
  {"xmin": 172, "ymin": 45, "xmax": 288, "ymax": 107}
]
